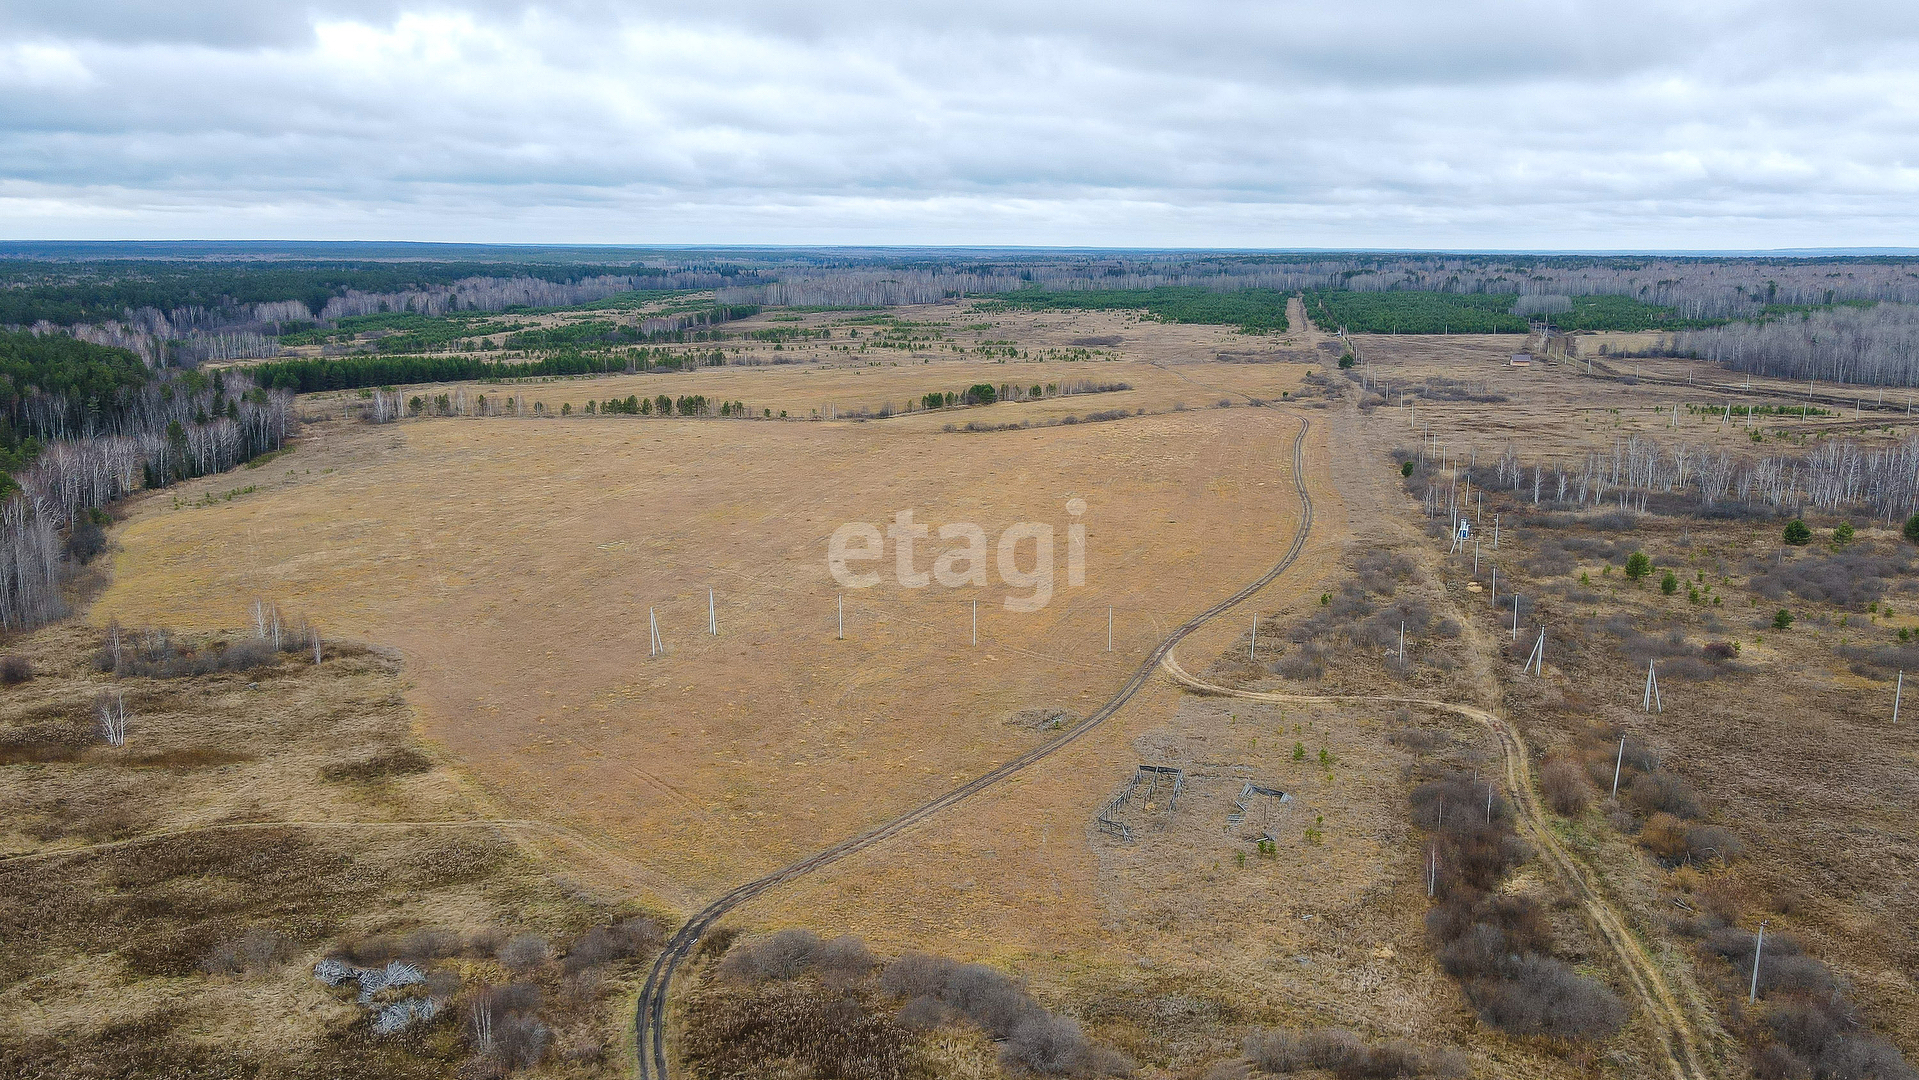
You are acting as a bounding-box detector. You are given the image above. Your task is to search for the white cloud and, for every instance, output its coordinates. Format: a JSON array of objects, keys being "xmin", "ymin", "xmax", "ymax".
[{"xmin": 1, "ymin": 1, "xmax": 1917, "ymax": 245}]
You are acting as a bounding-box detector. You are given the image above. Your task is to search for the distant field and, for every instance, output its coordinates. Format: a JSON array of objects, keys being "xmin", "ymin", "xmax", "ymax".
[{"xmin": 977, "ymin": 286, "xmax": 1293, "ymax": 332}]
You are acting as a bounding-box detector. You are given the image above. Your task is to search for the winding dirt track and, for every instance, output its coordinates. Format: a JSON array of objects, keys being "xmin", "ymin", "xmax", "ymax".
[
  {"xmin": 634, "ymin": 415, "xmax": 1316, "ymax": 1079},
  {"xmin": 1155, "ymin": 653, "xmax": 1715, "ymax": 1080}
]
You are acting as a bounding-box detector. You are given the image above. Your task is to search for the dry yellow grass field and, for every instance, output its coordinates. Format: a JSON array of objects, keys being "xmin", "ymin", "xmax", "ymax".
[{"xmin": 95, "ymin": 352, "xmax": 1338, "ymax": 952}]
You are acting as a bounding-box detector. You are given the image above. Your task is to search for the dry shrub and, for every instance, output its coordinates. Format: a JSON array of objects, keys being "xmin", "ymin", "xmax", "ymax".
[
  {"xmin": 465, "ymin": 982, "xmax": 548, "ymax": 1073},
  {"xmin": 1811, "ymin": 1034, "xmax": 1918, "ymax": 1080},
  {"xmin": 319, "ymin": 746, "xmax": 432, "ymax": 782},
  {"xmin": 1464, "ymin": 955, "xmax": 1626, "ymax": 1040},
  {"xmin": 1002, "ymin": 1013, "xmax": 1087, "ymax": 1074},
  {"xmin": 0, "ymin": 655, "xmax": 33, "ymax": 685},
  {"xmin": 1388, "ymin": 727, "xmax": 1448, "ymax": 754},
  {"xmin": 497, "ymin": 933, "xmax": 550, "ymax": 974},
  {"xmin": 1640, "ymin": 812, "xmax": 1694, "ymax": 863},
  {"xmin": 1540, "ymin": 760, "xmax": 1591, "ymax": 816},
  {"xmin": 198, "ymin": 926, "xmax": 287, "ymax": 976},
  {"xmin": 1274, "ymin": 650, "xmax": 1326, "ymax": 681},
  {"xmin": 1750, "ymin": 544, "xmax": 1908, "ymax": 607},
  {"xmin": 1628, "ymin": 772, "xmax": 1702, "ymax": 819},
  {"xmin": 560, "ymin": 916, "xmax": 662, "ymax": 975}
]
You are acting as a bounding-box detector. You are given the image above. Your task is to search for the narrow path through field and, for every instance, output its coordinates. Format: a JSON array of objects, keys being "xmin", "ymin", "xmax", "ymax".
[
  {"xmin": 1155, "ymin": 651, "xmax": 1715, "ymax": 1080},
  {"xmin": 634, "ymin": 415, "xmax": 1316, "ymax": 1079}
]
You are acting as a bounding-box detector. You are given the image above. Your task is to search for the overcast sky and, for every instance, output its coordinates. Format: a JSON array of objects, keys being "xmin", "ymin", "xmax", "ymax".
[{"xmin": 2, "ymin": 1, "xmax": 1916, "ymax": 248}]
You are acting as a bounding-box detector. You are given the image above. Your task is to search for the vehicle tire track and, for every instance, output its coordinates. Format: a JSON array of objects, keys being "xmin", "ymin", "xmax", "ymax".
[
  {"xmin": 634, "ymin": 416, "xmax": 1316, "ymax": 1079},
  {"xmin": 1155, "ymin": 653, "xmax": 1714, "ymax": 1080}
]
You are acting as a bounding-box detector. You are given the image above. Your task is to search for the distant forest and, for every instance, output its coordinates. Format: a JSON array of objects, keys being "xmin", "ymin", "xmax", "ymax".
[{"xmin": 6, "ymin": 243, "xmax": 1919, "ymax": 385}]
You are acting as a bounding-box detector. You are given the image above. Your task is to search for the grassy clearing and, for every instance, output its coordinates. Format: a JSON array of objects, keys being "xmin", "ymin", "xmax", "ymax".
[{"xmin": 977, "ymin": 288, "xmax": 1291, "ymax": 333}]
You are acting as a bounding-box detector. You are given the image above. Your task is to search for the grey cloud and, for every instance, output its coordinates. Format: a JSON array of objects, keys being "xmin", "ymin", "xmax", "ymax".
[{"xmin": 2, "ymin": 1, "xmax": 1918, "ymax": 245}]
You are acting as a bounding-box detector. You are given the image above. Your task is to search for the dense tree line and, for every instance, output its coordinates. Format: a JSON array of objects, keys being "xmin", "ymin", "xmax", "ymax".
[
  {"xmin": 0, "ymin": 259, "xmax": 737, "ymax": 327},
  {"xmin": 0, "ymin": 332, "xmax": 292, "ymax": 630},
  {"xmin": 249, "ymin": 350, "xmax": 686, "ymax": 392}
]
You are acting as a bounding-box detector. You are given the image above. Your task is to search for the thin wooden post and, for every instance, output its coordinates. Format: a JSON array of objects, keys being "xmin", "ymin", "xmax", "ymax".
[
  {"xmin": 1896, "ymin": 671, "xmax": 1904, "ymax": 722},
  {"xmin": 972, "ymin": 599, "xmax": 978, "ymax": 646},
  {"xmin": 838, "ymin": 594, "xmax": 843, "ymax": 640},
  {"xmin": 1250, "ymin": 614, "xmax": 1258, "ymax": 661},
  {"xmin": 709, "ymin": 589, "xmax": 717, "ymax": 635},
  {"xmin": 1107, "ymin": 606, "xmax": 1113, "ymax": 652},
  {"xmin": 1612, "ymin": 737, "xmax": 1625, "ymax": 798},
  {"xmin": 1512, "ymin": 596, "xmax": 1519, "ymax": 640}
]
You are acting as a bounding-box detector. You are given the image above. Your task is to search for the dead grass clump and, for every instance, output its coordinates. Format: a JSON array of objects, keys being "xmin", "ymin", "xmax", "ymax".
[
  {"xmin": 319, "ymin": 746, "xmax": 433, "ymax": 782},
  {"xmin": 0, "ymin": 654, "xmax": 34, "ymax": 684},
  {"xmin": 1242, "ymin": 1027, "xmax": 1468, "ymax": 1078},
  {"xmin": 198, "ymin": 926, "xmax": 289, "ymax": 976},
  {"xmin": 0, "ymin": 711, "xmax": 93, "ymax": 763},
  {"xmin": 682, "ymin": 977, "xmax": 916, "ymax": 1080},
  {"xmin": 1387, "ymin": 726, "xmax": 1449, "ymax": 755},
  {"xmin": 128, "ymin": 746, "xmax": 254, "ymax": 768}
]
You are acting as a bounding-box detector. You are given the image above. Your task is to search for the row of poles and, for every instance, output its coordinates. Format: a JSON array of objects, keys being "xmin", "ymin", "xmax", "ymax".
[{"xmin": 645, "ymin": 590, "xmax": 1128, "ymax": 656}]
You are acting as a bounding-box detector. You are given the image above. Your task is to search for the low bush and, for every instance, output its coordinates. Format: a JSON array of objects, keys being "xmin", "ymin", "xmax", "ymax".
[
  {"xmin": 1540, "ymin": 760, "xmax": 1591, "ymax": 816},
  {"xmin": 1464, "ymin": 954, "xmax": 1626, "ymax": 1040},
  {"xmin": 719, "ymin": 928, "xmax": 877, "ymax": 986}
]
